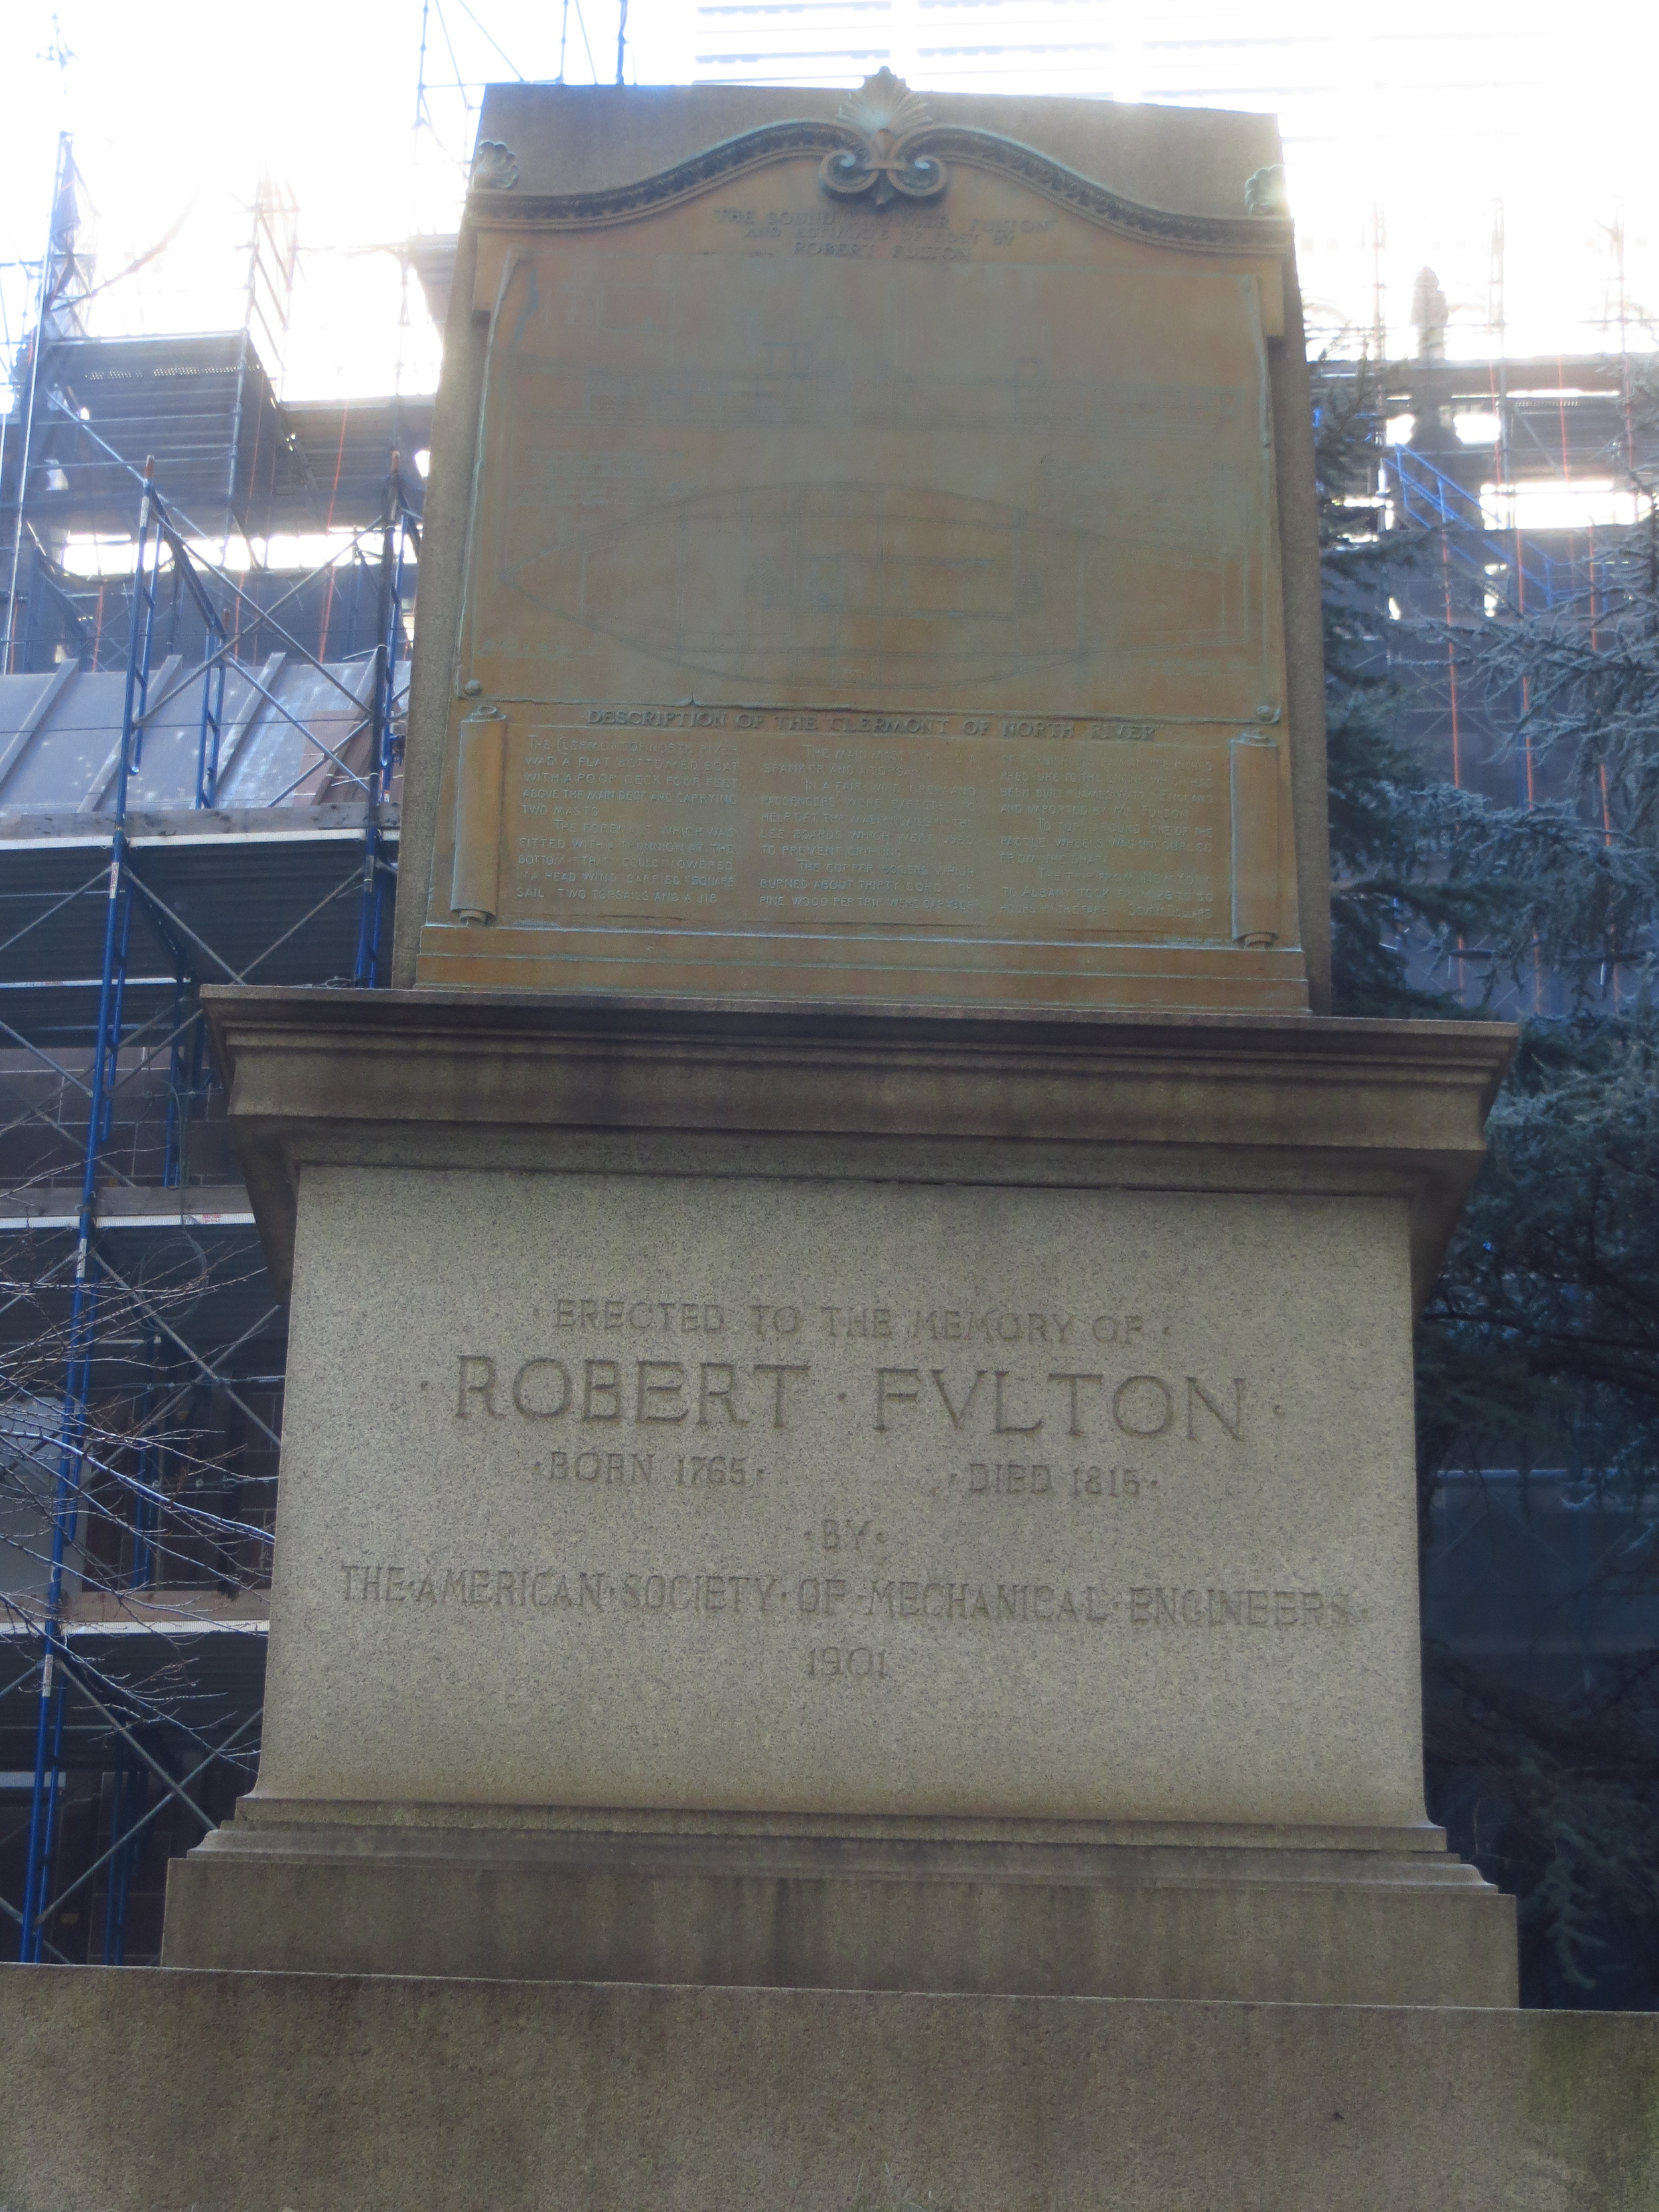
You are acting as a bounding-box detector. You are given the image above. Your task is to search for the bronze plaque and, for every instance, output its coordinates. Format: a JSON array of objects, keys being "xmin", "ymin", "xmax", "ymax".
[{"xmin": 419, "ymin": 84, "xmax": 1307, "ymax": 1010}]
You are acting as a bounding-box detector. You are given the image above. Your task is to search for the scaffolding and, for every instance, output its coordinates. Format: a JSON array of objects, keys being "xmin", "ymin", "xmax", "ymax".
[
  {"xmin": 1316, "ymin": 348, "xmax": 1659, "ymax": 747},
  {"xmin": 1311, "ymin": 337, "xmax": 1658, "ymax": 1016},
  {"xmin": 0, "ymin": 143, "xmax": 423, "ymax": 1964}
]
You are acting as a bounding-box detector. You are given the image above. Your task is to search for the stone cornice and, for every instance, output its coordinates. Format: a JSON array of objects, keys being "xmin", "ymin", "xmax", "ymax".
[{"xmin": 201, "ymin": 988, "xmax": 1513, "ymax": 1306}]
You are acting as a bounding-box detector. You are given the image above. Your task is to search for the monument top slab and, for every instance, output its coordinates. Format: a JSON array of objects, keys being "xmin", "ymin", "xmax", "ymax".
[
  {"xmin": 396, "ymin": 82, "xmax": 1329, "ymax": 1013},
  {"xmin": 463, "ymin": 80, "xmax": 1288, "ymax": 226}
]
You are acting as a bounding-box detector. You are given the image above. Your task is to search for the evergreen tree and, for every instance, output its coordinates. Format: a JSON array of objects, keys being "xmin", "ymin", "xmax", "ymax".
[{"xmin": 1315, "ymin": 357, "xmax": 1659, "ymax": 2004}]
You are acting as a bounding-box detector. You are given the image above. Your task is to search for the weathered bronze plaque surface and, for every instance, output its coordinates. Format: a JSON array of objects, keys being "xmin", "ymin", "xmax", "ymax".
[{"xmin": 416, "ymin": 80, "xmax": 1310, "ymax": 1010}]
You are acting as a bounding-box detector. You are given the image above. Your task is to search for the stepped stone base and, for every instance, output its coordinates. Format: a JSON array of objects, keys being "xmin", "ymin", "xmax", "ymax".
[
  {"xmin": 3, "ymin": 1965, "xmax": 1656, "ymax": 2212},
  {"xmin": 163, "ymin": 1800, "xmax": 1517, "ymax": 2006}
]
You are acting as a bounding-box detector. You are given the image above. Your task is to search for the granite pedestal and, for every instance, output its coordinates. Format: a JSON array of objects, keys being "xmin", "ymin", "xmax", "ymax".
[{"xmin": 160, "ymin": 990, "xmax": 1518, "ymax": 2004}]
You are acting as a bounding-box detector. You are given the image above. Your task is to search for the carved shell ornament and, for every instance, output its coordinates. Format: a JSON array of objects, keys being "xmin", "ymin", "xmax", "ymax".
[
  {"xmin": 1244, "ymin": 164, "xmax": 1289, "ymax": 216},
  {"xmin": 470, "ymin": 140, "xmax": 520, "ymax": 193},
  {"xmin": 820, "ymin": 70, "xmax": 948, "ymax": 206}
]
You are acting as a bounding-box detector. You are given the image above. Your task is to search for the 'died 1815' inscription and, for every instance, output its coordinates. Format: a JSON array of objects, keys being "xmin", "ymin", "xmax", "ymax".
[{"xmin": 417, "ymin": 133, "xmax": 1308, "ymax": 1010}]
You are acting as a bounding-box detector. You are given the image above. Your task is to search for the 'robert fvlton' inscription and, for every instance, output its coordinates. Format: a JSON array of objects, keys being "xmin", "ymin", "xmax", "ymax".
[{"xmin": 505, "ymin": 710, "xmax": 1220, "ymax": 936}]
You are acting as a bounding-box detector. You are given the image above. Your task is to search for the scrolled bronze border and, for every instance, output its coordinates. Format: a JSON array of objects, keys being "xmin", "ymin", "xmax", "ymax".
[
  {"xmin": 469, "ymin": 122, "xmax": 846, "ymax": 229},
  {"xmin": 469, "ymin": 119, "xmax": 1292, "ymax": 256},
  {"xmin": 915, "ymin": 127, "xmax": 1291, "ymax": 253}
]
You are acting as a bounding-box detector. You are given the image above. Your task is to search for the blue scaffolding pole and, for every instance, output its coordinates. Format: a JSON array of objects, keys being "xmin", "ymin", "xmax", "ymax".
[
  {"xmin": 16, "ymin": 461, "xmax": 230, "ymax": 1962},
  {"xmin": 354, "ymin": 453, "xmax": 417, "ymax": 987},
  {"xmin": 1384, "ymin": 442, "xmax": 1576, "ymax": 610},
  {"xmin": 11, "ymin": 443, "xmax": 414, "ymax": 1960}
]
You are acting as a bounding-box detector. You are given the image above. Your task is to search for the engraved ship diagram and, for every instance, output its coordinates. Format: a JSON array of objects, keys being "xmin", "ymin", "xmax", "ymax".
[{"xmin": 497, "ymin": 479, "xmax": 1251, "ymax": 695}]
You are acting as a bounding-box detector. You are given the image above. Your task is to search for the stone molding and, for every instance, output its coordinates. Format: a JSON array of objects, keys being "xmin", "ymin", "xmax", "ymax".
[
  {"xmin": 467, "ymin": 117, "xmax": 1295, "ymax": 255},
  {"xmin": 165, "ymin": 1810, "xmax": 1514, "ymax": 2000},
  {"xmin": 200, "ymin": 988, "xmax": 1514, "ymax": 1303}
]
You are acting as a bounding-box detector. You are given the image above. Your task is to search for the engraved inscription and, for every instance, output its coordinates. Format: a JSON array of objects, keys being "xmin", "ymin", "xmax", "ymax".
[
  {"xmin": 457, "ymin": 1355, "xmax": 808, "ymax": 1430},
  {"xmin": 455, "ymin": 1350, "xmax": 1246, "ymax": 1445},
  {"xmin": 808, "ymin": 1647, "xmax": 890, "ymax": 1678},
  {"xmin": 712, "ymin": 207, "xmax": 1062, "ymax": 261},
  {"xmin": 870, "ymin": 1367, "xmax": 1242, "ymax": 1439},
  {"xmin": 1129, "ymin": 1587, "xmax": 1355, "ymax": 1630},
  {"xmin": 503, "ymin": 713, "xmax": 1228, "ymax": 940},
  {"xmin": 336, "ymin": 1562, "xmax": 1360, "ymax": 1635},
  {"xmin": 359, "ymin": 1258, "xmax": 1359, "ymax": 1728}
]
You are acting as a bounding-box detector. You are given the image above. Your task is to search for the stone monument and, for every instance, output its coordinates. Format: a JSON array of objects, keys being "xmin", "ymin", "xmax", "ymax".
[
  {"xmin": 9, "ymin": 83, "xmax": 1658, "ymax": 2212},
  {"xmin": 151, "ymin": 76, "xmax": 1526, "ymax": 2009}
]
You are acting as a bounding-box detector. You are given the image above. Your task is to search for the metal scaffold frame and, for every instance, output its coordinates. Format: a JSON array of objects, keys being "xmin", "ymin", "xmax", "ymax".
[
  {"xmin": 2, "ymin": 439, "xmax": 417, "ymax": 1962},
  {"xmin": 1311, "ymin": 325, "xmax": 1657, "ymax": 1017}
]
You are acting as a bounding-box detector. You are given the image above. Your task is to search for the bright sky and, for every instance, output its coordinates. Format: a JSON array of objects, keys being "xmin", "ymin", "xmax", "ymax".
[{"xmin": 0, "ymin": 0, "xmax": 1654, "ymax": 407}]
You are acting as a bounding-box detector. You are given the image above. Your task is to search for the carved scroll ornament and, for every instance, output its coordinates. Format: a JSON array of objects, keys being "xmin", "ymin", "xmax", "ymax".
[{"xmin": 818, "ymin": 70, "xmax": 948, "ymax": 206}]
